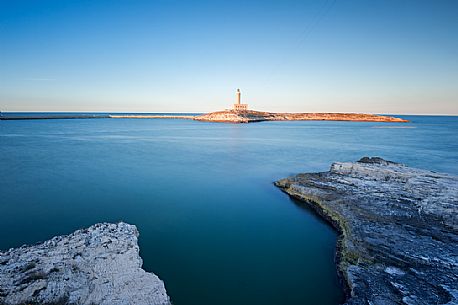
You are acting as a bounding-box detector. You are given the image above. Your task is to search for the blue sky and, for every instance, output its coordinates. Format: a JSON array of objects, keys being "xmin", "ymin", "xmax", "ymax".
[{"xmin": 1, "ymin": 0, "xmax": 457, "ymax": 114}]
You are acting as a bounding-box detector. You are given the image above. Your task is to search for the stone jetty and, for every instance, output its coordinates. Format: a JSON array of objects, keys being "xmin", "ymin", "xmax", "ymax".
[
  {"xmin": 109, "ymin": 114, "xmax": 195, "ymax": 119},
  {"xmin": 0, "ymin": 222, "xmax": 171, "ymax": 305},
  {"xmin": 275, "ymin": 157, "xmax": 457, "ymax": 305}
]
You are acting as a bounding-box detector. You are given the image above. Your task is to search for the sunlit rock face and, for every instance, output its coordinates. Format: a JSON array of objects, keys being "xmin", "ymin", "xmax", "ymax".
[
  {"xmin": 276, "ymin": 157, "xmax": 458, "ymax": 305},
  {"xmin": 0, "ymin": 222, "xmax": 171, "ymax": 305},
  {"xmin": 194, "ymin": 110, "xmax": 408, "ymax": 123}
]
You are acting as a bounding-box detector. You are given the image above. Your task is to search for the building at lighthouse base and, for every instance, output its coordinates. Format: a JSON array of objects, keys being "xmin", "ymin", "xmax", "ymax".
[{"xmin": 233, "ymin": 103, "xmax": 248, "ymax": 111}]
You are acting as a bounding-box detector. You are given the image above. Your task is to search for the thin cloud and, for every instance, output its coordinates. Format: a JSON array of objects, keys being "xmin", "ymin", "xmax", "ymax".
[{"xmin": 23, "ymin": 78, "xmax": 56, "ymax": 81}]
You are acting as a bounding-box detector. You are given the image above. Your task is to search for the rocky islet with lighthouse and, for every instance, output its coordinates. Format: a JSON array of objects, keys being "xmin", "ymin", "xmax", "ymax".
[{"xmin": 1, "ymin": 89, "xmax": 408, "ymax": 123}]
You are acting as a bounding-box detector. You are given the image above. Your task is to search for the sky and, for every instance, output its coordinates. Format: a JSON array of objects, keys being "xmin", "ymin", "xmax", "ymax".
[{"xmin": 0, "ymin": 0, "xmax": 457, "ymax": 114}]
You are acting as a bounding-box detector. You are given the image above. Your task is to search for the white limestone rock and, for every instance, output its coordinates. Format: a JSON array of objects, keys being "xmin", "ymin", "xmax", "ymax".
[{"xmin": 0, "ymin": 222, "xmax": 171, "ymax": 305}]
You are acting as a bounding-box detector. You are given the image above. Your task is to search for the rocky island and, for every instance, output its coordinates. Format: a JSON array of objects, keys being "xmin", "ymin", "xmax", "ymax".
[
  {"xmin": 0, "ymin": 89, "xmax": 408, "ymax": 123},
  {"xmin": 194, "ymin": 89, "xmax": 408, "ymax": 123},
  {"xmin": 275, "ymin": 157, "xmax": 457, "ymax": 305},
  {"xmin": 0, "ymin": 222, "xmax": 171, "ymax": 305},
  {"xmin": 194, "ymin": 109, "xmax": 408, "ymax": 123}
]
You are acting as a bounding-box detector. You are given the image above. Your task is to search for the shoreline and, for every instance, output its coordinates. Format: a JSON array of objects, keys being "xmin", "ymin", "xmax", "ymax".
[{"xmin": 275, "ymin": 157, "xmax": 458, "ymax": 304}]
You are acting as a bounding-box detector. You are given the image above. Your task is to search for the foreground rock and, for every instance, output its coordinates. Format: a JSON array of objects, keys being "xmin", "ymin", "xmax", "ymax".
[
  {"xmin": 275, "ymin": 157, "xmax": 457, "ymax": 305},
  {"xmin": 194, "ymin": 110, "xmax": 408, "ymax": 123},
  {"xmin": 0, "ymin": 222, "xmax": 171, "ymax": 305}
]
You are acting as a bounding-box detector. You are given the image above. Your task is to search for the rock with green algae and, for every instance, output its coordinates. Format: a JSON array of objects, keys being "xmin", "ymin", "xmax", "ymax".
[{"xmin": 275, "ymin": 157, "xmax": 458, "ymax": 305}]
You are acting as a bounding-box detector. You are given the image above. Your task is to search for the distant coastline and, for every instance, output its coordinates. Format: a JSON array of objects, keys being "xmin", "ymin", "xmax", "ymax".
[{"xmin": 0, "ymin": 110, "xmax": 408, "ymax": 123}]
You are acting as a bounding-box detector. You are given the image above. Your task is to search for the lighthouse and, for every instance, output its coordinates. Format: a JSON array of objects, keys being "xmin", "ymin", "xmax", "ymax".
[{"xmin": 233, "ymin": 89, "xmax": 248, "ymax": 111}]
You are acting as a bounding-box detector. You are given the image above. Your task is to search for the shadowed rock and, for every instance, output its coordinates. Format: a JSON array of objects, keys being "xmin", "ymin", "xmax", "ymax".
[
  {"xmin": 275, "ymin": 158, "xmax": 457, "ymax": 305},
  {"xmin": 0, "ymin": 222, "xmax": 171, "ymax": 305}
]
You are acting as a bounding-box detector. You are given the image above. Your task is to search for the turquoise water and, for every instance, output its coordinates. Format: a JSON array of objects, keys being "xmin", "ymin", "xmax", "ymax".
[{"xmin": 1, "ymin": 115, "xmax": 457, "ymax": 305}]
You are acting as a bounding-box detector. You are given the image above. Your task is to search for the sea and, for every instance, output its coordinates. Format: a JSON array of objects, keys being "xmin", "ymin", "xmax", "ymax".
[{"xmin": 1, "ymin": 113, "xmax": 457, "ymax": 305}]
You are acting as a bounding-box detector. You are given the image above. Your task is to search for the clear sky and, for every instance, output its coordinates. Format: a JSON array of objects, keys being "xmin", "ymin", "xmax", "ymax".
[{"xmin": 1, "ymin": 0, "xmax": 457, "ymax": 114}]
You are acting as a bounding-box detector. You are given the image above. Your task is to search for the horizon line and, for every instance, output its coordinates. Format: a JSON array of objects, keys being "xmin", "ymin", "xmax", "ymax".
[{"xmin": 1, "ymin": 110, "xmax": 457, "ymax": 116}]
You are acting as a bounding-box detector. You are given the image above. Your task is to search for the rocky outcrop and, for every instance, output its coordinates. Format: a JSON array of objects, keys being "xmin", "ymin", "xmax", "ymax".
[
  {"xmin": 193, "ymin": 110, "xmax": 275, "ymax": 123},
  {"xmin": 275, "ymin": 157, "xmax": 457, "ymax": 305},
  {"xmin": 194, "ymin": 110, "xmax": 408, "ymax": 123},
  {"xmin": 0, "ymin": 222, "xmax": 171, "ymax": 305}
]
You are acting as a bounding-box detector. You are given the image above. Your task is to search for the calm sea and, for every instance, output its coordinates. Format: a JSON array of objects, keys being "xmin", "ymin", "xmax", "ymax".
[{"xmin": 1, "ymin": 115, "xmax": 457, "ymax": 305}]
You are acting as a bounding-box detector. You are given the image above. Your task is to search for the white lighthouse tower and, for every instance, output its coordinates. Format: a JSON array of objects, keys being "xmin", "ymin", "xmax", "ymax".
[{"xmin": 233, "ymin": 89, "xmax": 248, "ymax": 111}]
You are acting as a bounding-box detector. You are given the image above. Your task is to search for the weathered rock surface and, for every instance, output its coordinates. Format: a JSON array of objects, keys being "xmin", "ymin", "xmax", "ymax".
[
  {"xmin": 0, "ymin": 222, "xmax": 171, "ymax": 305},
  {"xmin": 194, "ymin": 110, "xmax": 408, "ymax": 123},
  {"xmin": 275, "ymin": 157, "xmax": 458, "ymax": 305}
]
